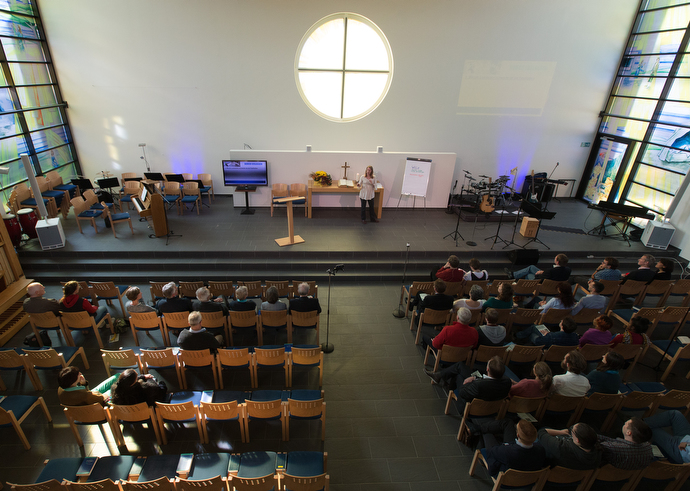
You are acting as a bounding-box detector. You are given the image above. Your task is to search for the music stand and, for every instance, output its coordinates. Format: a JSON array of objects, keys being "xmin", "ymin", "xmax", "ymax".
[
  {"xmin": 96, "ymin": 177, "xmax": 121, "ymax": 206},
  {"xmin": 71, "ymin": 178, "xmax": 94, "ymax": 195},
  {"xmin": 520, "ymin": 200, "xmax": 556, "ymax": 249},
  {"xmin": 144, "ymin": 172, "xmax": 165, "ymax": 181},
  {"xmin": 484, "ymin": 202, "xmax": 511, "ymax": 250},
  {"xmin": 274, "ymin": 196, "xmax": 305, "ymax": 247}
]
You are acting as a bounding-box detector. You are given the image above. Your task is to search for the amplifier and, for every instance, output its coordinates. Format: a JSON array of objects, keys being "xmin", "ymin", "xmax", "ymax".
[
  {"xmin": 641, "ymin": 221, "xmax": 675, "ymax": 250},
  {"xmin": 35, "ymin": 218, "xmax": 65, "ymax": 250}
]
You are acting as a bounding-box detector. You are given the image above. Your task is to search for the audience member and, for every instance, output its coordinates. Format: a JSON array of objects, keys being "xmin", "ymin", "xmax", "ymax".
[
  {"xmin": 409, "ymin": 279, "xmax": 454, "ymax": 313},
  {"xmin": 611, "ymin": 316, "xmax": 650, "ymax": 348},
  {"xmin": 110, "ymin": 368, "xmax": 167, "ymax": 406},
  {"xmin": 536, "ymin": 282, "xmax": 576, "ymax": 313},
  {"xmin": 482, "ymin": 282, "xmax": 514, "ymax": 312},
  {"xmin": 57, "ymin": 366, "xmax": 117, "ymax": 406},
  {"xmin": 477, "ymin": 419, "xmax": 546, "ymax": 476},
  {"xmin": 125, "ymin": 286, "xmax": 155, "ymax": 313},
  {"xmin": 598, "ymin": 417, "xmax": 653, "ymax": 469},
  {"xmin": 622, "ymin": 254, "xmax": 656, "ymax": 283},
  {"xmin": 453, "ymin": 285, "xmax": 485, "ymax": 312},
  {"xmin": 644, "ymin": 409, "xmax": 690, "ymax": 464},
  {"xmin": 23, "ymin": 282, "xmax": 61, "ymax": 315},
  {"xmin": 260, "ymin": 286, "xmax": 287, "ymax": 311},
  {"xmin": 509, "ymin": 361, "xmax": 553, "ymax": 398},
  {"xmin": 579, "ymin": 315, "xmax": 613, "ymax": 347},
  {"xmin": 552, "ymin": 350, "xmax": 590, "ymax": 397},
  {"xmin": 228, "ymin": 285, "xmax": 258, "ymax": 312},
  {"xmin": 177, "ymin": 311, "xmax": 222, "ymax": 352},
  {"xmin": 476, "ymin": 308, "xmax": 506, "ymax": 347},
  {"xmin": 464, "ymin": 258, "xmax": 489, "ymax": 282},
  {"xmin": 59, "ymin": 280, "xmax": 108, "ymax": 323},
  {"xmin": 524, "ymin": 317, "xmax": 579, "ymax": 348},
  {"xmin": 586, "ymin": 350, "xmax": 624, "ymax": 395},
  {"xmin": 193, "ymin": 286, "xmax": 228, "ymax": 315},
  {"xmin": 654, "ymin": 258, "xmax": 674, "ymax": 280},
  {"xmin": 156, "ymin": 282, "xmax": 193, "ymax": 314},
  {"xmin": 570, "ymin": 257, "xmax": 622, "ymax": 288},
  {"xmin": 570, "ymin": 281, "xmax": 607, "ymax": 315},
  {"xmin": 538, "ymin": 423, "xmax": 602, "ymax": 469},
  {"xmin": 424, "ymin": 355, "xmax": 511, "ymax": 402},
  {"xmin": 505, "ymin": 253, "xmax": 571, "ymax": 281},
  {"xmin": 433, "ymin": 255, "xmax": 466, "ymax": 282},
  {"xmin": 288, "ymin": 282, "xmax": 321, "ymax": 314},
  {"xmin": 421, "ymin": 307, "xmax": 478, "ymax": 352}
]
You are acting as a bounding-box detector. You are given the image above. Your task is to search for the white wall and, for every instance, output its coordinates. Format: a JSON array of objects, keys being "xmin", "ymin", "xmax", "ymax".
[{"xmin": 38, "ymin": 0, "xmax": 637, "ymax": 203}]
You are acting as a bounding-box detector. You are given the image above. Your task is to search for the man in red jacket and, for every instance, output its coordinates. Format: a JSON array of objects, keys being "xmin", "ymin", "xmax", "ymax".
[
  {"xmin": 434, "ymin": 255, "xmax": 466, "ymax": 282},
  {"xmin": 59, "ymin": 280, "xmax": 108, "ymax": 323},
  {"xmin": 421, "ymin": 307, "xmax": 478, "ymax": 352}
]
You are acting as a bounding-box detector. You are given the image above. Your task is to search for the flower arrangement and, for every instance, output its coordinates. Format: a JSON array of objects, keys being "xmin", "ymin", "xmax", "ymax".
[{"xmin": 310, "ymin": 171, "xmax": 332, "ymax": 186}]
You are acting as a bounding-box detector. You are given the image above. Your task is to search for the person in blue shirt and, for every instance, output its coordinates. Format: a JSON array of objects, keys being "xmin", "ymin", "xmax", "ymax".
[
  {"xmin": 519, "ymin": 317, "xmax": 579, "ymax": 348},
  {"xmin": 644, "ymin": 410, "xmax": 690, "ymax": 464},
  {"xmin": 586, "ymin": 350, "xmax": 624, "ymax": 395}
]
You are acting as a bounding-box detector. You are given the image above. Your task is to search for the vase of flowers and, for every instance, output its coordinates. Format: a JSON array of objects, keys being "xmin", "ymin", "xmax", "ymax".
[{"xmin": 310, "ymin": 171, "xmax": 332, "ymax": 186}]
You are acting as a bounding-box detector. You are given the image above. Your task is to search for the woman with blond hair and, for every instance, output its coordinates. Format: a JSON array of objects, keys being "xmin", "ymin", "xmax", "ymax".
[{"xmin": 357, "ymin": 165, "xmax": 378, "ymax": 223}]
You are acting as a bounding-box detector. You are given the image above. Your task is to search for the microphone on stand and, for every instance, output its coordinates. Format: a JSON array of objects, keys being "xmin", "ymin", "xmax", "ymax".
[{"xmin": 452, "ymin": 180, "xmax": 458, "ymax": 192}]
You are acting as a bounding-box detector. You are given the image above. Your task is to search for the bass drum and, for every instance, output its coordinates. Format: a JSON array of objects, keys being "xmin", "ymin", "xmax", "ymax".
[
  {"xmin": 17, "ymin": 208, "xmax": 38, "ymax": 239},
  {"xmin": 3, "ymin": 214, "xmax": 22, "ymax": 247}
]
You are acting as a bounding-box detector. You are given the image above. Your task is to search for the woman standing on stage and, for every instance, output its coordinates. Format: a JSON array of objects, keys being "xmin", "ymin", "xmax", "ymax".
[{"xmin": 358, "ymin": 165, "xmax": 378, "ymax": 224}]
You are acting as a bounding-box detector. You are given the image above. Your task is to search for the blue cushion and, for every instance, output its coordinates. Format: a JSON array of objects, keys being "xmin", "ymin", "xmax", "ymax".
[
  {"xmin": 121, "ymin": 196, "xmax": 133, "ymax": 202},
  {"xmin": 289, "ymin": 390, "xmax": 322, "ymax": 401},
  {"xmin": 54, "ymin": 184, "xmax": 77, "ymax": 191},
  {"xmin": 21, "ymin": 198, "xmax": 49, "ymax": 206},
  {"xmin": 200, "ymin": 186, "xmax": 212, "ymax": 193},
  {"xmin": 169, "ymin": 390, "xmax": 203, "ymax": 406},
  {"xmin": 110, "ymin": 212, "xmax": 130, "ymax": 221},
  {"xmin": 79, "ymin": 210, "xmax": 103, "ymax": 218},
  {"xmin": 237, "ymin": 451, "xmax": 277, "ymax": 479},
  {"xmin": 181, "ymin": 196, "xmax": 198, "ymax": 203},
  {"xmin": 652, "ymin": 340, "xmax": 688, "ymax": 359},
  {"xmin": 42, "ymin": 191, "xmax": 64, "ymax": 205},
  {"xmin": 138, "ymin": 454, "xmax": 180, "ymax": 481},
  {"xmin": 251, "ymin": 390, "xmax": 288, "ymax": 402},
  {"xmin": 88, "ymin": 456, "xmax": 136, "ymax": 482},
  {"xmin": 285, "ymin": 452, "xmax": 324, "ymax": 477},
  {"xmin": 91, "ymin": 202, "xmax": 114, "ymax": 210},
  {"xmin": 163, "ymin": 196, "xmax": 179, "ymax": 203},
  {"xmin": 213, "ymin": 390, "xmax": 248, "ymax": 404},
  {"xmin": 291, "ymin": 199, "xmax": 306, "ymax": 205},
  {"xmin": 189, "ymin": 453, "xmax": 231, "ymax": 480},
  {"xmin": 0, "ymin": 395, "xmax": 37, "ymax": 423},
  {"xmin": 36, "ymin": 457, "xmax": 83, "ymax": 483},
  {"xmin": 612, "ymin": 309, "xmax": 634, "ymax": 323}
]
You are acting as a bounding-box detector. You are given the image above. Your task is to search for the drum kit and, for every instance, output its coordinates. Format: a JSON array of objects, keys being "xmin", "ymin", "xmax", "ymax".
[{"xmin": 461, "ymin": 170, "xmax": 517, "ymax": 212}]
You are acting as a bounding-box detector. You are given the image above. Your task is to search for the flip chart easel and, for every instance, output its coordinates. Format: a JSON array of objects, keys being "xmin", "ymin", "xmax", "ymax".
[{"xmin": 398, "ymin": 158, "xmax": 432, "ymax": 209}]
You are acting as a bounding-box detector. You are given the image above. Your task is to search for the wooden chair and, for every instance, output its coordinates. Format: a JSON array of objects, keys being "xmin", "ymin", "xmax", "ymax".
[
  {"xmin": 499, "ymin": 395, "xmax": 547, "ymax": 420},
  {"xmin": 487, "ymin": 279, "xmax": 513, "ymax": 297},
  {"xmin": 649, "ymin": 340, "xmax": 690, "ymax": 382},
  {"xmin": 61, "ymin": 310, "xmax": 114, "ymax": 349},
  {"xmin": 65, "ymin": 479, "xmax": 120, "ymax": 491},
  {"xmin": 602, "ymin": 390, "xmax": 665, "ymax": 432},
  {"xmin": 265, "ymin": 280, "xmax": 291, "ymax": 299},
  {"xmin": 656, "ymin": 306, "xmax": 690, "ymax": 340},
  {"xmin": 289, "ymin": 345, "xmax": 323, "ymax": 387},
  {"xmin": 469, "ymin": 345, "xmax": 508, "ymax": 370},
  {"xmin": 285, "ymin": 396, "xmax": 325, "ymax": 441},
  {"xmin": 469, "ymin": 448, "xmax": 550, "ymax": 491},
  {"xmin": 584, "ymin": 465, "xmax": 641, "ymax": 491},
  {"xmin": 208, "ymin": 280, "xmax": 235, "ymax": 301},
  {"xmin": 178, "ymin": 280, "xmax": 204, "ymax": 299},
  {"xmin": 228, "ymin": 310, "xmax": 262, "ymax": 346},
  {"xmin": 198, "ymin": 173, "xmax": 215, "ymax": 203},
  {"xmin": 36, "ymin": 175, "xmax": 69, "ymax": 218},
  {"xmin": 100, "ymin": 348, "xmax": 142, "ymax": 376},
  {"xmin": 424, "ymin": 344, "xmax": 472, "ymax": 373},
  {"xmin": 254, "ymin": 346, "xmax": 288, "ymax": 388},
  {"xmin": 200, "ymin": 310, "xmax": 230, "ymax": 346},
  {"xmin": 541, "ymin": 345, "xmax": 577, "ymax": 372},
  {"xmin": 538, "ymin": 308, "xmax": 573, "ymax": 327},
  {"xmin": 462, "ymin": 280, "xmax": 489, "ymax": 299},
  {"xmin": 107, "ymin": 401, "xmax": 162, "ymax": 446},
  {"xmin": 149, "ymin": 280, "xmax": 169, "ymax": 304},
  {"xmin": 607, "ymin": 279, "xmax": 647, "ymax": 310},
  {"xmin": 536, "ymin": 393, "xmax": 583, "ymax": 427},
  {"xmin": 28, "ymin": 311, "xmax": 71, "ymax": 347},
  {"xmin": 505, "ymin": 345, "xmax": 543, "ymax": 370},
  {"xmin": 639, "ymin": 279, "xmax": 674, "ymax": 306},
  {"xmin": 506, "ymin": 308, "xmax": 542, "ymax": 336},
  {"xmin": 63, "ymin": 402, "xmax": 113, "ymax": 447},
  {"xmin": 486, "ymin": 308, "xmax": 512, "ymax": 326},
  {"xmin": 271, "ymin": 183, "xmax": 289, "ymax": 216},
  {"xmin": 101, "ymin": 201, "xmax": 133, "ymax": 238},
  {"xmin": 572, "ymin": 308, "xmax": 603, "ymax": 327},
  {"xmin": 401, "ymin": 281, "xmax": 434, "ymax": 318},
  {"xmin": 119, "ymin": 180, "xmax": 141, "ymax": 211},
  {"xmin": 121, "ymin": 172, "xmax": 138, "ymax": 182},
  {"xmin": 512, "ymin": 279, "xmax": 541, "ymax": 297},
  {"xmin": 536, "ymin": 279, "xmax": 561, "ymax": 299},
  {"xmin": 70, "ymin": 196, "xmax": 103, "ymax": 233},
  {"xmin": 139, "ymin": 347, "xmax": 183, "ymax": 389},
  {"xmin": 659, "ymin": 279, "xmax": 690, "ymax": 307},
  {"xmin": 289, "ymin": 182, "xmax": 308, "ymax": 217},
  {"xmin": 178, "ymin": 349, "xmax": 219, "ymax": 389},
  {"xmin": 217, "ymin": 347, "xmax": 255, "ymax": 389},
  {"xmin": 291, "ymin": 280, "xmax": 318, "ymax": 298},
  {"xmin": 0, "ymin": 395, "xmax": 51, "ymax": 449},
  {"xmin": 47, "ymin": 169, "xmax": 79, "ymax": 198},
  {"xmin": 575, "ymin": 392, "xmax": 624, "ymax": 431},
  {"xmin": 155, "ymin": 400, "xmax": 204, "ymax": 445},
  {"xmin": 456, "ymin": 398, "xmax": 506, "ymax": 440},
  {"xmin": 0, "ymin": 349, "xmax": 40, "ymax": 391},
  {"xmin": 610, "ymin": 307, "xmax": 663, "ymax": 338},
  {"xmin": 22, "ymin": 347, "xmax": 89, "ymax": 390},
  {"xmin": 122, "ymin": 477, "xmax": 174, "ymax": 491},
  {"xmin": 649, "ymin": 389, "xmax": 690, "ymax": 417},
  {"xmin": 543, "ymin": 466, "xmax": 593, "ymax": 491},
  {"xmin": 444, "ymin": 281, "xmax": 465, "ymax": 298},
  {"xmin": 281, "ymin": 473, "xmax": 329, "ymax": 491},
  {"xmin": 180, "ymin": 182, "xmax": 201, "ymax": 215},
  {"xmin": 90, "ymin": 281, "xmax": 128, "ymax": 318},
  {"xmin": 199, "ymin": 400, "xmax": 246, "ymax": 444},
  {"xmin": 612, "ymin": 343, "xmax": 645, "ymax": 383},
  {"xmin": 237, "ymin": 280, "xmax": 263, "ymax": 299},
  {"xmin": 412, "ymin": 307, "xmax": 451, "ymax": 345},
  {"xmin": 290, "ymin": 310, "xmax": 320, "ymax": 345},
  {"xmin": 14, "ymin": 182, "xmax": 58, "ymax": 218},
  {"xmin": 578, "ymin": 343, "xmax": 613, "ymax": 366},
  {"xmin": 244, "ymin": 395, "xmax": 287, "ymax": 443},
  {"xmin": 162, "ymin": 180, "xmax": 181, "ymax": 214},
  {"xmin": 260, "ymin": 309, "xmax": 291, "ymax": 344},
  {"xmin": 161, "ymin": 311, "xmax": 191, "ymax": 346},
  {"xmin": 129, "ymin": 311, "xmax": 164, "ymax": 346},
  {"xmin": 628, "ymin": 460, "xmax": 690, "ymax": 491}
]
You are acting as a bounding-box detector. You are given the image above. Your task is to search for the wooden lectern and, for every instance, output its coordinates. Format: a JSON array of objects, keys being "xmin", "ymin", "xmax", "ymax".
[{"xmin": 274, "ymin": 196, "xmax": 305, "ymax": 247}]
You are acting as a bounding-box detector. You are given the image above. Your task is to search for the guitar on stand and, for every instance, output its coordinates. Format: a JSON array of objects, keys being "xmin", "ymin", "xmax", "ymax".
[{"xmin": 479, "ymin": 177, "xmax": 495, "ymax": 213}]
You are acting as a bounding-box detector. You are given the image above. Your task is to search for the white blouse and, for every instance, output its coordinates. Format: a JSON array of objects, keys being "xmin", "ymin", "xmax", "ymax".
[{"xmin": 358, "ymin": 175, "xmax": 377, "ymax": 200}]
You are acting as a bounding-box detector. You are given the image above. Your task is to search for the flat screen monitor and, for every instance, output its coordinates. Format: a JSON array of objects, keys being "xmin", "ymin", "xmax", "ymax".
[{"xmin": 222, "ymin": 160, "xmax": 268, "ymax": 187}]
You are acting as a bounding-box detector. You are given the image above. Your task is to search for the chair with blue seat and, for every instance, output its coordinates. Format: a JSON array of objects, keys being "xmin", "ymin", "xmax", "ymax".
[
  {"xmin": 90, "ymin": 281, "xmax": 128, "ymax": 318},
  {"xmin": 254, "ymin": 346, "xmax": 288, "ymax": 388},
  {"xmin": 79, "ymin": 455, "xmax": 136, "ymax": 483},
  {"xmin": 10, "ymin": 457, "xmax": 84, "ymax": 489},
  {"xmin": 411, "ymin": 307, "xmax": 451, "ymax": 345},
  {"xmin": 181, "ymin": 182, "xmax": 201, "ymax": 215},
  {"xmin": 506, "ymin": 308, "xmax": 542, "ymax": 339},
  {"xmin": 259, "ymin": 309, "xmax": 291, "ymax": 345},
  {"xmin": 424, "ymin": 344, "xmax": 473, "ymax": 374},
  {"xmin": 650, "ymin": 339, "xmax": 690, "ymax": 382},
  {"xmin": 455, "ymin": 397, "xmax": 506, "ymax": 440},
  {"xmin": 36, "ymin": 175, "xmax": 69, "ymax": 218},
  {"xmin": 286, "ymin": 390, "xmax": 325, "ymax": 441},
  {"xmin": 283, "ymin": 451, "xmax": 329, "ymax": 491},
  {"xmin": 61, "ymin": 310, "xmax": 114, "ymax": 350},
  {"xmin": 628, "ymin": 460, "xmax": 690, "ymax": 491},
  {"xmin": 289, "ymin": 345, "xmax": 323, "ymax": 387},
  {"xmin": 107, "ymin": 402, "xmax": 162, "ymax": 447},
  {"xmin": 119, "ymin": 180, "xmax": 141, "ymax": 211},
  {"xmin": 63, "ymin": 402, "xmax": 114, "ymax": 448},
  {"xmin": 612, "ymin": 342, "xmax": 645, "ymax": 383},
  {"xmin": 271, "ymin": 183, "xmax": 289, "ymax": 216},
  {"xmin": 245, "ymin": 390, "xmax": 287, "ymax": 442},
  {"xmin": 127, "ymin": 454, "xmax": 180, "ymax": 483},
  {"xmin": 607, "ymin": 279, "xmax": 648, "ymax": 311},
  {"xmin": 70, "ymin": 196, "xmax": 103, "ymax": 233},
  {"xmin": 601, "ymin": 390, "xmax": 665, "ymax": 432},
  {"xmin": 129, "ymin": 311, "xmax": 164, "ymax": 347},
  {"xmin": 289, "ymin": 182, "xmax": 308, "ymax": 217},
  {"xmin": 161, "ymin": 311, "xmax": 191, "ymax": 346},
  {"xmin": 149, "ymin": 280, "xmax": 170, "ymax": 304},
  {"xmin": 23, "ymin": 346, "xmax": 89, "ymax": 390},
  {"xmin": 505, "ymin": 345, "xmax": 543, "ymax": 379},
  {"xmin": 199, "ymin": 398, "xmax": 247, "ymax": 443},
  {"xmin": 155, "ymin": 400, "xmax": 203, "ymax": 445},
  {"xmin": 178, "ymin": 348, "xmax": 219, "ymax": 389},
  {"xmin": 401, "ymin": 281, "xmax": 434, "ymax": 318},
  {"xmin": 48, "ymin": 169, "xmax": 79, "ymax": 198},
  {"xmin": 638, "ymin": 279, "xmax": 674, "ymax": 305},
  {"xmin": 228, "ymin": 451, "xmax": 281, "ymax": 488},
  {"xmin": 0, "ymin": 348, "xmax": 41, "ymax": 391},
  {"xmin": 228, "ymin": 310, "xmax": 262, "ymax": 346},
  {"xmin": 536, "ymin": 393, "xmax": 584, "ymax": 428},
  {"xmin": 139, "ymin": 347, "xmax": 183, "ymax": 389},
  {"xmin": 13, "ymin": 182, "xmax": 58, "ymax": 218},
  {"xmin": 498, "ymin": 395, "xmax": 546, "ymax": 421},
  {"xmin": 290, "ymin": 310, "xmax": 320, "ymax": 345},
  {"xmin": 100, "ymin": 201, "xmax": 133, "ymax": 238},
  {"xmin": 468, "ymin": 448, "xmax": 549, "ymax": 491},
  {"xmin": 542, "ymin": 466, "xmax": 593, "ymax": 491},
  {"xmin": 28, "ymin": 311, "xmax": 71, "ymax": 347},
  {"xmin": 575, "ymin": 392, "xmax": 623, "ymax": 432},
  {"xmin": 162, "ymin": 181, "xmax": 181, "ymax": 214},
  {"xmin": 265, "ymin": 280, "xmax": 291, "ymax": 299},
  {"xmin": 185, "ymin": 453, "xmax": 230, "ymax": 482},
  {"xmin": 199, "ymin": 310, "xmax": 230, "ymax": 346},
  {"xmin": 659, "ymin": 279, "xmax": 690, "ymax": 307},
  {"xmin": 649, "ymin": 389, "xmax": 690, "ymax": 417},
  {"xmin": 179, "ymin": 281, "xmax": 204, "ymax": 299},
  {"xmin": 217, "ymin": 347, "xmax": 255, "ymax": 388},
  {"xmin": 65, "ymin": 478, "xmax": 120, "ymax": 491},
  {"xmin": 197, "ymin": 173, "xmax": 214, "ymax": 204},
  {"xmin": 0, "ymin": 395, "xmax": 52, "ymax": 449},
  {"xmin": 82, "ymin": 189, "xmax": 115, "ymax": 212},
  {"xmin": 208, "ymin": 281, "xmax": 235, "ymax": 303},
  {"xmin": 540, "ymin": 345, "xmax": 575, "ymax": 374}
]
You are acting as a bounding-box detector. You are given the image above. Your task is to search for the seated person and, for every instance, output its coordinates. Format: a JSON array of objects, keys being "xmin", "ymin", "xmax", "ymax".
[
  {"xmin": 509, "ymin": 361, "xmax": 552, "ymax": 398},
  {"xmin": 598, "ymin": 417, "xmax": 653, "ymax": 470},
  {"xmin": 125, "ymin": 286, "xmax": 155, "ymax": 313},
  {"xmin": 482, "ymin": 282, "xmax": 514, "ymax": 312},
  {"xmin": 586, "ymin": 350, "xmax": 625, "ymax": 395},
  {"xmin": 522, "ymin": 317, "xmax": 579, "ymax": 348},
  {"xmin": 453, "ymin": 285, "xmax": 485, "ymax": 312},
  {"xmin": 611, "ymin": 316, "xmax": 650, "ymax": 348},
  {"xmin": 59, "ymin": 280, "xmax": 108, "ymax": 323},
  {"xmin": 476, "ymin": 419, "xmax": 546, "ymax": 475},
  {"xmin": 260, "ymin": 286, "xmax": 287, "ymax": 311},
  {"xmin": 654, "ymin": 258, "xmax": 674, "ymax": 280},
  {"xmin": 433, "ymin": 254, "xmax": 466, "ymax": 282},
  {"xmin": 535, "ymin": 282, "xmax": 576, "ymax": 313},
  {"xmin": 476, "ymin": 308, "xmax": 506, "ymax": 347},
  {"xmin": 538, "ymin": 423, "xmax": 602, "ymax": 470},
  {"xmin": 464, "ymin": 258, "xmax": 489, "ymax": 282},
  {"xmin": 228, "ymin": 285, "xmax": 258, "ymax": 312},
  {"xmin": 579, "ymin": 314, "xmax": 613, "ymax": 347},
  {"xmin": 156, "ymin": 282, "xmax": 193, "ymax": 314},
  {"xmin": 552, "ymin": 350, "xmax": 590, "ymax": 397},
  {"xmin": 569, "ymin": 257, "xmax": 621, "ymax": 289},
  {"xmin": 644, "ymin": 409, "xmax": 690, "ymax": 464},
  {"xmin": 110, "ymin": 368, "xmax": 167, "ymax": 406},
  {"xmin": 570, "ymin": 281, "xmax": 607, "ymax": 315},
  {"xmin": 288, "ymin": 282, "xmax": 321, "ymax": 314},
  {"xmin": 177, "ymin": 311, "xmax": 223, "ymax": 352},
  {"xmin": 192, "ymin": 286, "xmax": 228, "ymax": 315},
  {"xmin": 57, "ymin": 366, "xmax": 117, "ymax": 406},
  {"xmin": 421, "ymin": 307, "xmax": 477, "ymax": 352},
  {"xmin": 622, "ymin": 254, "xmax": 656, "ymax": 283},
  {"xmin": 410, "ymin": 279, "xmax": 454, "ymax": 313},
  {"xmin": 23, "ymin": 282, "xmax": 61, "ymax": 315},
  {"xmin": 505, "ymin": 253, "xmax": 571, "ymax": 281},
  {"xmin": 424, "ymin": 355, "xmax": 512, "ymax": 402}
]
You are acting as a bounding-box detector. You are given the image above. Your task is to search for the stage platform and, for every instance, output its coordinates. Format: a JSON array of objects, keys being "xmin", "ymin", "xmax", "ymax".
[{"xmin": 16, "ymin": 196, "xmax": 683, "ymax": 283}]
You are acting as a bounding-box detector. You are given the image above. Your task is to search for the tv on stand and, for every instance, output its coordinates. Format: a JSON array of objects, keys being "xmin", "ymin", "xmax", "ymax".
[{"xmin": 223, "ymin": 160, "xmax": 268, "ymax": 214}]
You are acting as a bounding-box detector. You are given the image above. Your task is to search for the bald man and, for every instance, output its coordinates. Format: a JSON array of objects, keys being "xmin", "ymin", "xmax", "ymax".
[{"xmin": 23, "ymin": 282, "xmax": 60, "ymax": 315}]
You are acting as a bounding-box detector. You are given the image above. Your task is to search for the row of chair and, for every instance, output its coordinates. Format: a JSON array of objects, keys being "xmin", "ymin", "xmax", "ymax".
[
  {"xmin": 71, "ymin": 193, "xmax": 134, "ymax": 236},
  {"xmin": 0, "ymin": 395, "xmax": 52, "ymax": 449},
  {"xmin": 270, "ymin": 183, "xmax": 308, "ymax": 217},
  {"xmin": 101, "ymin": 345, "xmax": 323, "ymax": 389},
  {"xmin": 8, "ymin": 171, "xmax": 72, "ymax": 219},
  {"xmin": 0, "ymin": 346, "xmax": 89, "ymax": 391},
  {"xmin": 121, "ymin": 171, "xmax": 215, "ymax": 202},
  {"xmin": 148, "ymin": 280, "xmax": 319, "ymax": 304},
  {"xmin": 63, "ymin": 389, "xmax": 325, "ymax": 449},
  {"xmin": 9, "ymin": 451, "xmax": 327, "ymax": 491},
  {"xmin": 470, "ymin": 452, "xmax": 689, "ymax": 491}
]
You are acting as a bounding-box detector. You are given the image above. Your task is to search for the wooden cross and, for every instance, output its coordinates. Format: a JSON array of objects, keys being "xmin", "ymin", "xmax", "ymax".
[{"xmin": 341, "ymin": 161, "xmax": 350, "ymax": 179}]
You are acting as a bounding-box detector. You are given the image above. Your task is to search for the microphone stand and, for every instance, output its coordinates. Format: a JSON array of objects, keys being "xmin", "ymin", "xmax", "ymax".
[
  {"xmin": 322, "ymin": 263, "xmax": 344, "ymax": 353},
  {"xmin": 393, "ymin": 243, "xmax": 411, "ymax": 318}
]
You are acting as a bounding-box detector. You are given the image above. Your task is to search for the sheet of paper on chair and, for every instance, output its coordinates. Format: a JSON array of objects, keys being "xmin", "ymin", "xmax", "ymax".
[{"xmin": 678, "ymin": 336, "xmax": 690, "ymax": 345}]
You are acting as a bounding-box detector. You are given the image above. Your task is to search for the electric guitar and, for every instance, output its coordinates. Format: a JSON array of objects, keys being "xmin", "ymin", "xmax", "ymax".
[
  {"xmin": 529, "ymin": 170, "xmax": 539, "ymax": 203},
  {"xmin": 479, "ymin": 177, "xmax": 495, "ymax": 213}
]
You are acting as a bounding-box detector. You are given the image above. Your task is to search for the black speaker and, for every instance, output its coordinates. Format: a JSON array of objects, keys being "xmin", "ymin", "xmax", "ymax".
[{"xmin": 507, "ymin": 249, "xmax": 540, "ymax": 266}]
